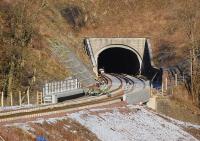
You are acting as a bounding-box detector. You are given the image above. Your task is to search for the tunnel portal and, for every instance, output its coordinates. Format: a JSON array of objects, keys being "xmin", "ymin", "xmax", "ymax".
[{"xmin": 97, "ymin": 47, "xmax": 140, "ymax": 75}]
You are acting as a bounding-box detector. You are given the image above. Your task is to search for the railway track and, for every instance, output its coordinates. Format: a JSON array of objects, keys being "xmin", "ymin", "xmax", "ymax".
[
  {"xmin": 0, "ymin": 73, "xmax": 149, "ymax": 123},
  {"xmin": 0, "ymin": 73, "xmax": 124, "ymax": 122},
  {"xmin": 114, "ymin": 74, "xmax": 135, "ymax": 92}
]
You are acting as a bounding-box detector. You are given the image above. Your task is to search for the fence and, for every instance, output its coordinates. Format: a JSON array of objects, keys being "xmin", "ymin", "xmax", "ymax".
[
  {"xmin": 42, "ymin": 77, "xmax": 82, "ymax": 104},
  {"xmin": 0, "ymin": 77, "xmax": 82, "ymax": 108},
  {"xmin": 0, "ymin": 90, "xmax": 43, "ymax": 108},
  {"xmin": 151, "ymin": 72, "xmax": 186, "ymax": 96},
  {"xmin": 43, "ymin": 77, "xmax": 81, "ymax": 95}
]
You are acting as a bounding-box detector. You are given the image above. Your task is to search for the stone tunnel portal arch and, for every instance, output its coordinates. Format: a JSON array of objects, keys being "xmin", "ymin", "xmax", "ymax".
[{"xmin": 97, "ymin": 45, "xmax": 142, "ymax": 75}]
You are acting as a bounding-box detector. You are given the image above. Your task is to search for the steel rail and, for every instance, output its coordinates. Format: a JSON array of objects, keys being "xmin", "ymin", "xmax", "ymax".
[{"xmin": 0, "ymin": 73, "xmax": 124, "ymax": 122}]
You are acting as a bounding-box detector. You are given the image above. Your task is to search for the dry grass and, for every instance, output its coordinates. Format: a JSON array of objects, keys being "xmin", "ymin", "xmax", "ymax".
[
  {"xmin": 172, "ymin": 85, "xmax": 193, "ymax": 105},
  {"xmin": 0, "ymin": 0, "xmax": 197, "ymax": 82},
  {"xmin": 0, "ymin": 126, "xmax": 35, "ymax": 141},
  {"xmin": 0, "ymin": 118, "xmax": 100, "ymax": 141},
  {"xmin": 0, "ymin": 0, "xmax": 199, "ymax": 104},
  {"xmin": 185, "ymin": 127, "xmax": 200, "ymax": 140},
  {"xmin": 31, "ymin": 0, "xmax": 198, "ymax": 67}
]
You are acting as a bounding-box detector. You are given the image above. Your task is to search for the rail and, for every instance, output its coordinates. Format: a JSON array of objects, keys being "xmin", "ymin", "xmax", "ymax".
[{"xmin": 0, "ymin": 73, "xmax": 124, "ymax": 123}]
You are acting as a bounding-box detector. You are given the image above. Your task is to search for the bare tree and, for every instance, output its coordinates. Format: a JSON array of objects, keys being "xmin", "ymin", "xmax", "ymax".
[
  {"xmin": 0, "ymin": 0, "xmax": 46, "ymax": 104},
  {"xmin": 176, "ymin": 0, "xmax": 200, "ymax": 107}
]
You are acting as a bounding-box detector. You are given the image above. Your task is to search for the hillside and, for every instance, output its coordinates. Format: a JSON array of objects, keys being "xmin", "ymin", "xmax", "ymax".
[
  {"xmin": 41, "ymin": 0, "xmax": 199, "ymax": 66},
  {"xmin": 1, "ymin": 104, "xmax": 200, "ymax": 141},
  {"xmin": 0, "ymin": 0, "xmax": 200, "ymax": 140},
  {"xmin": 0, "ymin": 0, "xmax": 199, "ymax": 103}
]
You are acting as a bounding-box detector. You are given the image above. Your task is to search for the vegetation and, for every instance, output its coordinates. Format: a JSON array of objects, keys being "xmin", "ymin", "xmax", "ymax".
[
  {"xmin": 0, "ymin": 0, "xmax": 199, "ymax": 107},
  {"xmin": 0, "ymin": 0, "xmax": 36, "ymax": 97},
  {"xmin": 176, "ymin": 1, "xmax": 200, "ymax": 107},
  {"xmin": 0, "ymin": 0, "xmax": 69, "ymax": 105},
  {"xmin": 0, "ymin": 118, "xmax": 100, "ymax": 141}
]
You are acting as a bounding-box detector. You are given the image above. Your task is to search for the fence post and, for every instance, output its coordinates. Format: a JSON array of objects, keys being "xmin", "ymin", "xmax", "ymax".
[
  {"xmin": 37, "ymin": 91, "xmax": 39, "ymax": 105},
  {"xmin": 77, "ymin": 80, "xmax": 79, "ymax": 88},
  {"xmin": 59, "ymin": 81, "xmax": 61, "ymax": 92},
  {"xmin": 45, "ymin": 83, "xmax": 48, "ymax": 95},
  {"xmin": 43, "ymin": 87, "xmax": 45, "ymax": 96},
  {"xmin": 48, "ymin": 83, "xmax": 50, "ymax": 94},
  {"xmin": 53, "ymin": 82, "xmax": 55, "ymax": 93},
  {"xmin": 56, "ymin": 82, "xmax": 58, "ymax": 92},
  {"xmin": 37, "ymin": 91, "xmax": 43, "ymax": 105},
  {"xmin": 61, "ymin": 81, "xmax": 63, "ymax": 92},
  {"xmin": 175, "ymin": 74, "xmax": 178, "ymax": 86},
  {"xmin": 55, "ymin": 82, "xmax": 57, "ymax": 93},
  {"xmin": 41, "ymin": 92, "xmax": 43, "ymax": 104},
  {"xmin": 75, "ymin": 79, "xmax": 78, "ymax": 89},
  {"xmin": 10, "ymin": 92, "xmax": 13, "ymax": 106},
  {"xmin": 19, "ymin": 91, "xmax": 22, "ymax": 106},
  {"xmin": 165, "ymin": 77, "xmax": 168, "ymax": 91},
  {"xmin": 67, "ymin": 80, "xmax": 69, "ymax": 90},
  {"xmin": 72, "ymin": 79, "xmax": 74, "ymax": 89},
  {"xmin": 49, "ymin": 83, "xmax": 52, "ymax": 94},
  {"xmin": 1, "ymin": 92, "xmax": 3, "ymax": 107},
  {"xmin": 27, "ymin": 88, "xmax": 30, "ymax": 105}
]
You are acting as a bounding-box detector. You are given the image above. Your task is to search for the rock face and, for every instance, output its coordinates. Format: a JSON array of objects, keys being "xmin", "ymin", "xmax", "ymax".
[{"xmin": 49, "ymin": 40, "xmax": 96, "ymax": 86}]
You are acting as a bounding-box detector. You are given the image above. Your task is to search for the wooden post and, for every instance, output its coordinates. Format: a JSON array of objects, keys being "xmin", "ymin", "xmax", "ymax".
[
  {"xmin": 27, "ymin": 88, "xmax": 30, "ymax": 105},
  {"xmin": 36, "ymin": 91, "xmax": 39, "ymax": 105},
  {"xmin": 19, "ymin": 91, "xmax": 22, "ymax": 106},
  {"xmin": 43, "ymin": 87, "xmax": 45, "ymax": 96},
  {"xmin": 165, "ymin": 77, "xmax": 168, "ymax": 90},
  {"xmin": 175, "ymin": 74, "xmax": 178, "ymax": 86},
  {"xmin": 1, "ymin": 92, "xmax": 3, "ymax": 107},
  {"xmin": 10, "ymin": 92, "xmax": 13, "ymax": 106},
  {"xmin": 36, "ymin": 91, "xmax": 43, "ymax": 105},
  {"xmin": 190, "ymin": 50, "xmax": 193, "ymax": 95},
  {"xmin": 40, "ymin": 92, "xmax": 43, "ymax": 104}
]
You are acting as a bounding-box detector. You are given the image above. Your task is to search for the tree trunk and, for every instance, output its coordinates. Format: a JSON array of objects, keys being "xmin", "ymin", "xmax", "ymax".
[{"xmin": 7, "ymin": 59, "xmax": 15, "ymax": 97}]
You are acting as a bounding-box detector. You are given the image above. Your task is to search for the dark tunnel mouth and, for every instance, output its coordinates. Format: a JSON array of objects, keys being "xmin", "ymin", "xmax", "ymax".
[{"xmin": 97, "ymin": 47, "xmax": 140, "ymax": 75}]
